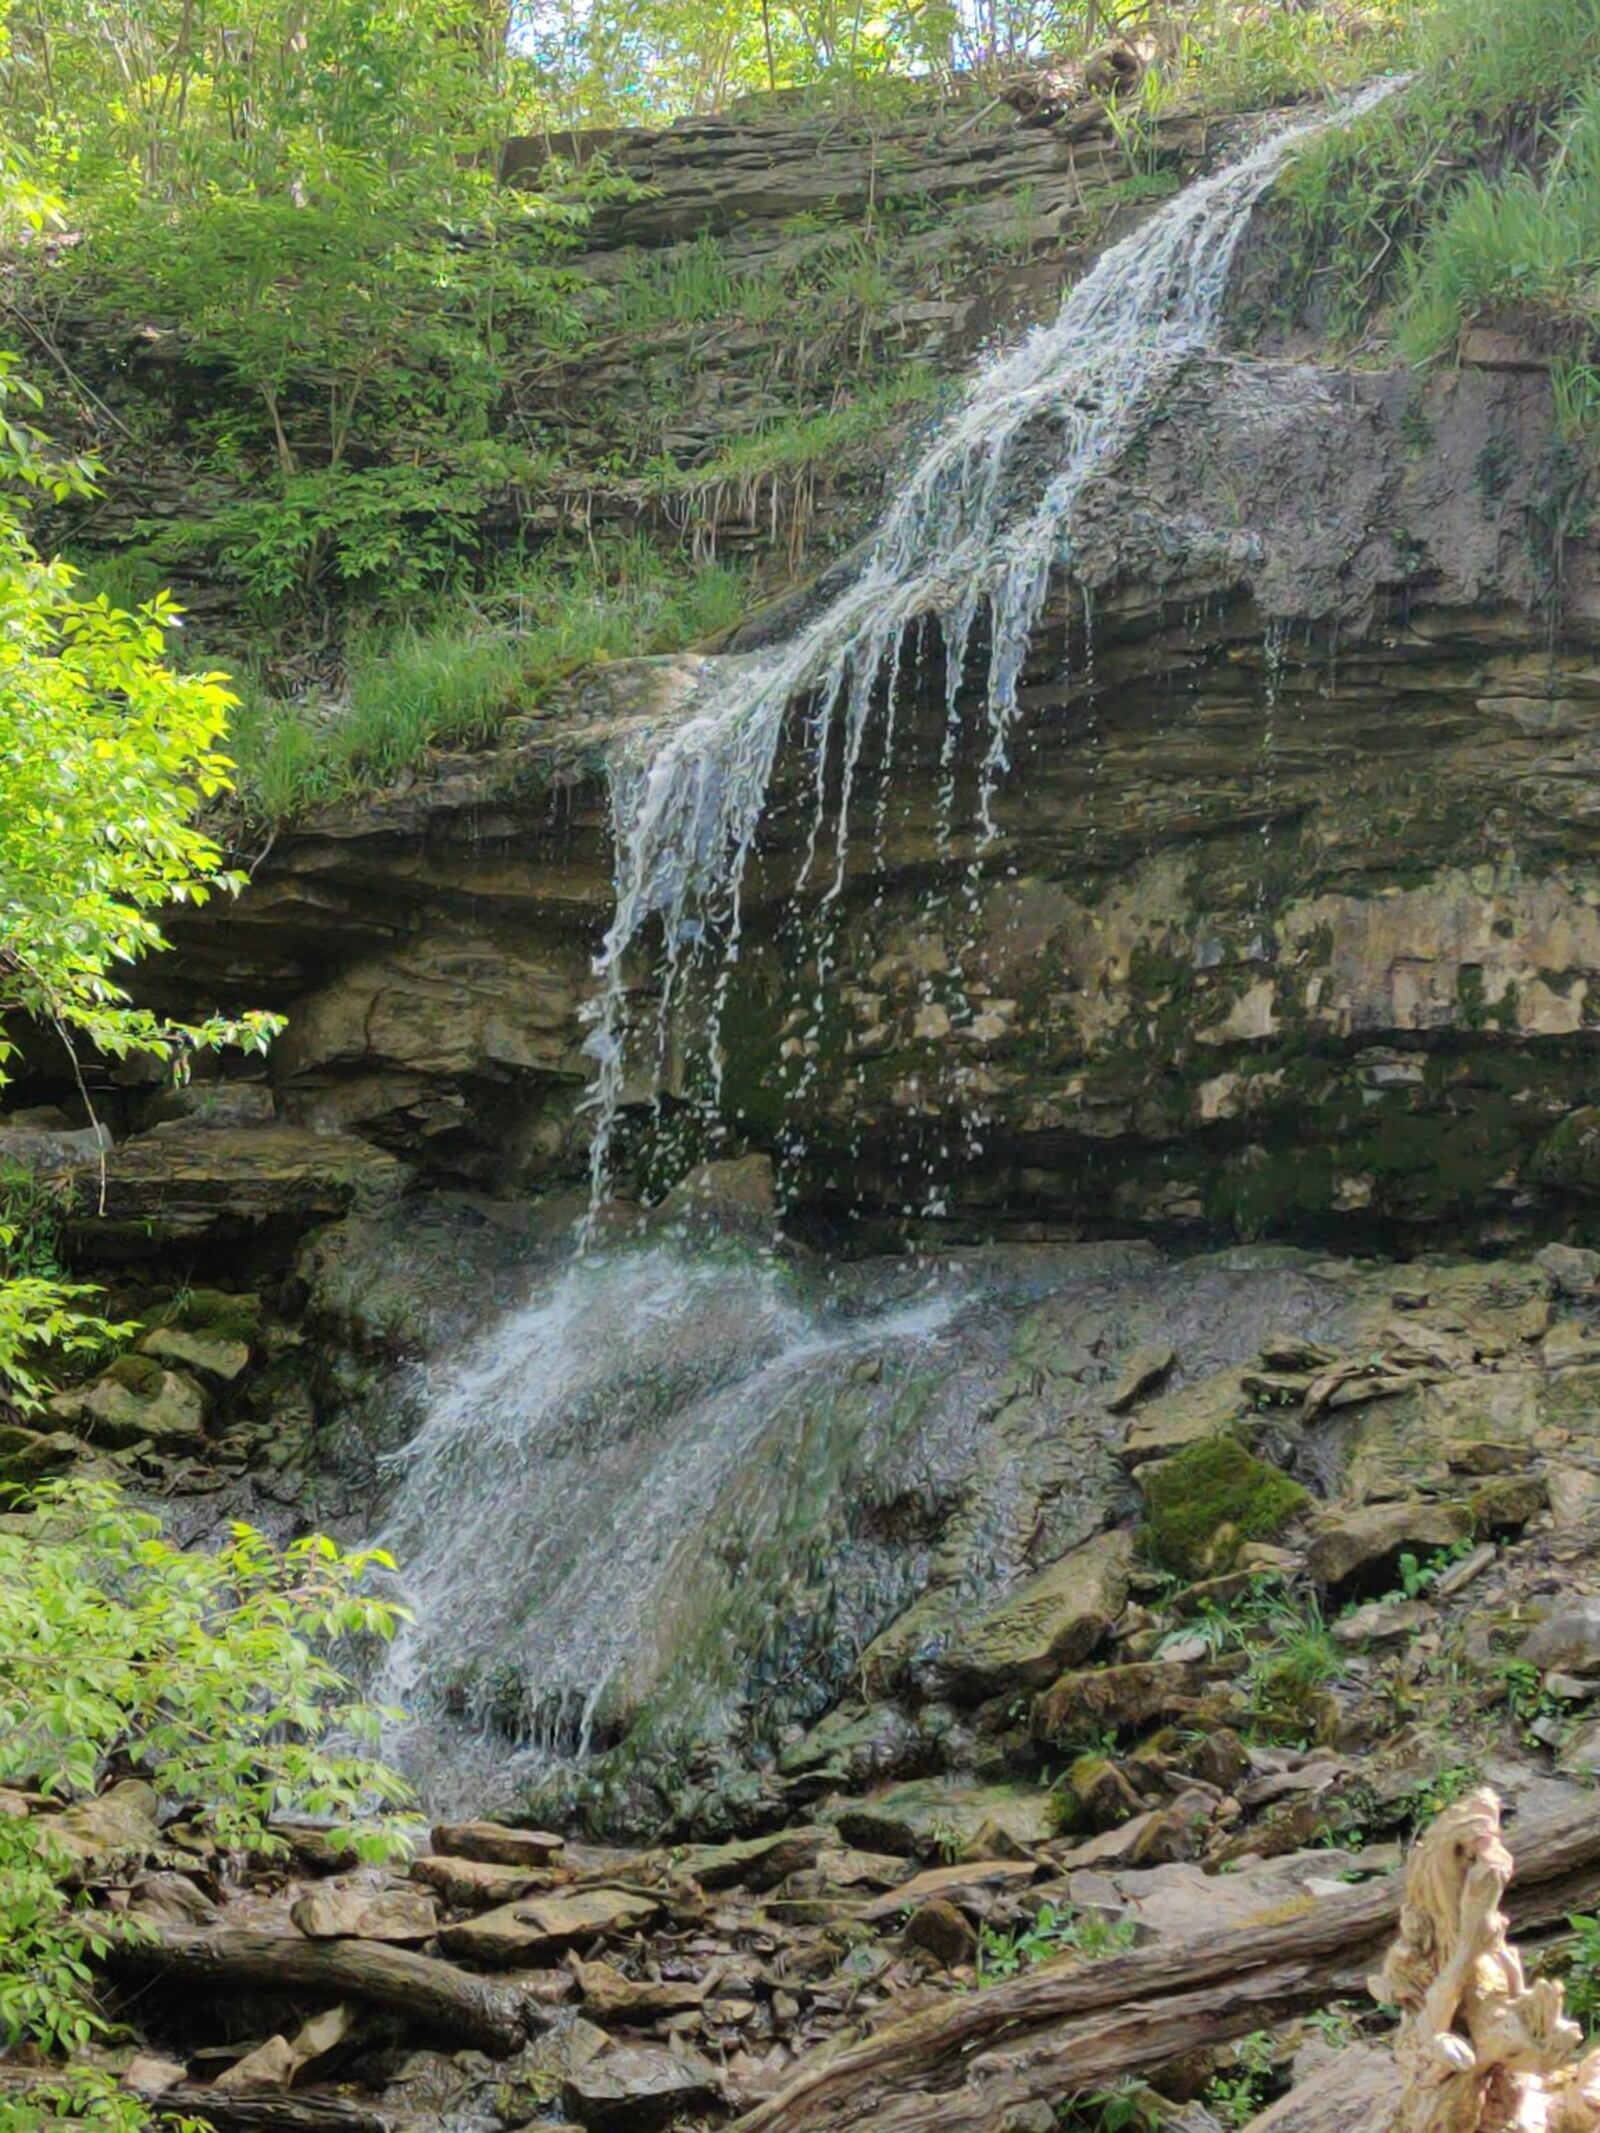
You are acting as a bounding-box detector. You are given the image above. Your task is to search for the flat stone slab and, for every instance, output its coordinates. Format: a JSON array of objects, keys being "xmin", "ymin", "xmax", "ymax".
[
  {"xmin": 859, "ymin": 1857, "xmax": 1039, "ymax": 1922},
  {"xmin": 934, "ymin": 1528, "xmax": 1134, "ymax": 1701},
  {"xmin": 439, "ymin": 1886, "xmax": 660, "ymax": 1965},
  {"xmin": 430, "ymin": 1820, "xmax": 565, "ymax": 1868},
  {"xmin": 290, "ymin": 1882, "xmax": 438, "ymax": 1943},
  {"xmin": 833, "ymin": 1780, "xmax": 1056, "ymax": 1861},
  {"xmin": 562, "ymin": 2041, "xmax": 721, "ymax": 2131}
]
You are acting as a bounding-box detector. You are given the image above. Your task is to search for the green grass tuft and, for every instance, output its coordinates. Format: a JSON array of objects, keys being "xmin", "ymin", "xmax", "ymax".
[{"xmin": 224, "ymin": 538, "xmax": 750, "ymax": 827}]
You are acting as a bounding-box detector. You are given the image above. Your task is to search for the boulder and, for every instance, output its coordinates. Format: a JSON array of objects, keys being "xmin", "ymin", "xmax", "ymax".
[
  {"xmin": 855, "ymin": 1862, "xmax": 1031, "ymax": 1931},
  {"xmin": 411, "ymin": 1854, "xmax": 557, "ymax": 1909},
  {"xmin": 213, "ymin": 2003, "xmax": 358, "ymax": 2091},
  {"xmin": 1535, "ymin": 1244, "xmax": 1600, "ymax": 1296},
  {"xmin": 833, "ymin": 1780, "xmax": 1056, "ymax": 1861},
  {"xmin": 1120, "ymin": 1369, "xmax": 1252, "ymax": 1465},
  {"xmin": 1057, "ymin": 1753, "xmax": 1145, "ymax": 1832},
  {"xmin": 51, "ymin": 1362, "xmax": 207, "ymax": 1449},
  {"xmin": 1033, "ymin": 1660, "xmax": 1212, "ymax": 1747},
  {"xmin": 1106, "ymin": 1346, "xmax": 1176, "ymax": 1414},
  {"xmin": 129, "ymin": 1871, "xmax": 221, "ymax": 1930},
  {"xmin": 652, "ymin": 1154, "xmax": 776, "ymax": 1236},
  {"xmin": 1305, "ymin": 1499, "xmax": 1473, "ymax": 1589},
  {"xmin": 138, "ymin": 1325, "xmax": 251, "ymax": 1384},
  {"xmin": 1521, "ymin": 1599, "xmax": 1600, "ymax": 1674},
  {"xmin": 0, "ymin": 1115, "xmax": 110, "ymax": 1174},
  {"xmin": 934, "ymin": 1528, "xmax": 1134, "ymax": 1701},
  {"xmin": 569, "ymin": 1958, "xmax": 708, "ymax": 2022},
  {"xmin": 1469, "ymin": 1472, "xmax": 1547, "ymax": 1532},
  {"xmin": 675, "ymin": 1825, "xmax": 826, "ymax": 1891},
  {"xmin": 778, "ymin": 1700, "xmax": 926, "ymax": 1787},
  {"xmin": 1333, "ymin": 1598, "xmax": 1433, "ymax": 1649},
  {"xmin": 213, "ymin": 2036, "xmax": 301, "ymax": 2092},
  {"xmin": 439, "ymin": 1886, "xmax": 659, "ymax": 1965},
  {"xmin": 903, "ymin": 1896, "xmax": 978, "ymax": 1968},
  {"xmin": 50, "ymin": 1779, "xmax": 161, "ymax": 1881},
  {"xmin": 430, "ymin": 1820, "xmax": 565, "ymax": 1868},
  {"xmin": 806, "ymin": 1847, "xmax": 911, "ymax": 1892},
  {"xmin": 561, "ymin": 2042, "xmax": 722, "ymax": 2130},
  {"xmin": 122, "ymin": 2054, "xmax": 188, "ymax": 2099},
  {"xmin": 0, "ymin": 1423, "xmax": 82, "ymax": 1487},
  {"xmin": 290, "ymin": 1881, "xmax": 439, "ymax": 1943}
]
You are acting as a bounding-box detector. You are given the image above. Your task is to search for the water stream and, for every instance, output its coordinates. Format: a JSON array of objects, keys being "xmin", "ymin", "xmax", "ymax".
[
  {"xmin": 578, "ymin": 80, "xmax": 1404, "ymax": 1218},
  {"xmin": 378, "ymin": 86, "xmax": 1404, "ymax": 1808},
  {"xmin": 376, "ymin": 1241, "xmax": 971, "ymax": 1811}
]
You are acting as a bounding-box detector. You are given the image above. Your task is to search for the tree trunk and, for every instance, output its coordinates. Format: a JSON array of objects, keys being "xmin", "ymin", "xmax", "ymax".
[
  {"xmin": 148, "ymin": 2092, "xmax": 389, "ymax": 2133},
  {"xmin": 0, "ymin": 2072, "xmax": 386, "ymax": 2133},
  {"xmin": 732, "ymin": 1798, "xmax": 1600, "ymax": 2133},
  {"xmin": 107, "ymin": 1926, "xmax": 536, "ymax": 2055}
]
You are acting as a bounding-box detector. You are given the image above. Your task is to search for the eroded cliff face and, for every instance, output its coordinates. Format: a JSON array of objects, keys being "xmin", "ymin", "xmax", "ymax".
[
  {"xmin": 104, "ymin": 341, "xmax": 1600, "ymax": 1265},
  {"xmin": 10, "ymin": 90, "xmax": 1600, "ymax": 1877}
]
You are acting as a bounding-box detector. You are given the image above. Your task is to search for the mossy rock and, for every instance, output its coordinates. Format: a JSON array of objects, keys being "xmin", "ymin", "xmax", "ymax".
[
  {"xmin": 152, "ymin": 1287, "xmax": 262, "ymax": 1346},
  {"xmin": 0, "ymin": 1424, "xmax": 81, "ymax": 1489},
  {"xmin": 53, "ymin": 1366, "xmax": 208, "ymax": 1450},
  {"xmin": 104, "ymin": 1353, "xmax": 165, "ymax": 1396},
  {"xmin": 138, "ymin": 1325, "xmax": 252, "ymax": 1385},
  {"xmin": 1468, "ymin": 1471, "xmax": 1547, "ymax": 1534},
  {"xmin": 1059, "ymin": 1752, "xmax": 1143, "ymax": 1834},
  {"xmin": 1533, "ymin": 1108, "xmax": 1600, "ymax": 1198},
  {"xmin": 1140, "ymin": 1435, "xmax": 1309, "ymax": 1578},
  {"xmin": 830, "ymin": 1779, "xmax": 1055, "ymax": 1862},
  {"xmin": 933, "ymin": 1528, "xmax": 1134, "ymax": 1702}
]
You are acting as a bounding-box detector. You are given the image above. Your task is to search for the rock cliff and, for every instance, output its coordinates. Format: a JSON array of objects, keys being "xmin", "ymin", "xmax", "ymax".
[{"xmin": 111, "ymin": 345, "xmax": 1600, "ymax": 1258}]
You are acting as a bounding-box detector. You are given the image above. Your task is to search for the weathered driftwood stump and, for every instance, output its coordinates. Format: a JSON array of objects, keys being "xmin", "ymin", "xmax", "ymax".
[{"xmin": 1371, "ymin": 1786, "xmax": 1600, "ymax": 2133}]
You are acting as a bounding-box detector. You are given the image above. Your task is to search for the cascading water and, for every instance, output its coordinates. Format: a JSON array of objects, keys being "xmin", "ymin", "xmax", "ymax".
[
  {"xmin": 578, "ymin": 79, "xmax": 1404, "ymax": 1217},
  {"xmin": 375, "ymin": 1241, "xmax": 968, "ymax": 1811},
  {"xmin": 375, "ymin": 86, "xmax": 1406, "ymax": 1811}
]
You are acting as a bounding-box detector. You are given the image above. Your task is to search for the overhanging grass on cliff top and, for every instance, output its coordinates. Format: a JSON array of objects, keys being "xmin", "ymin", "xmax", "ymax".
[
  {"xmin": 1279, "ymin": 0, "xmax": 1600, "ymax": 367},
  {"xmin": 224, "ymin": 539, "xmax": 748, "ymax": 827}
]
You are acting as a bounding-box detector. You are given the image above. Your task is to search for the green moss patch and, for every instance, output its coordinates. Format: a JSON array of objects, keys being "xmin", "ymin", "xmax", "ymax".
[
  {"xmin": 104, "ymin": 1353, "xmax": 165, "ymax": 1397},
  {"xmin": 152, "ymin": 1288, "xmax": 263, "ymax": 1345},
  {"xmin": 1142, "ymin": 1436, "xmax": 1309, "ymax": 1578}
]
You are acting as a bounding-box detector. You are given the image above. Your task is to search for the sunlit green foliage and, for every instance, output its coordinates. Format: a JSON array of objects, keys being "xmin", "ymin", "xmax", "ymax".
[
  {"xmin": 1281, "ymin": 0, "xmax": 1600, "ymax": 354},
  {"xmin": 0, "ymin": 1478, "xmax": 413, "ymax": 2131},
  {"xmin": 0, "ymin": 345, "xmax": 279, "ymax": 1404},
  {"xmin": 521, "ymin": 1, "xmax": 1408, "ymax": 125},
  {"xmin": 5, "ymin": 0, "xmax": 614, "ymax": 612}
]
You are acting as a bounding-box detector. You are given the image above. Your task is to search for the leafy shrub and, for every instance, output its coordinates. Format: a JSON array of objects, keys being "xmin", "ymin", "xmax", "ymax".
[{"xmin": 0, "ymin": 1478, "xmax": 413, "ymax": 2129}]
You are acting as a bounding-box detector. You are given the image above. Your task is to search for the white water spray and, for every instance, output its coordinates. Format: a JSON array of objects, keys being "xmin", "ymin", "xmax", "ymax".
[
  {"xmin": 374, "ymin": 1243, "xmax": 963, "ymax": 1808},
  {"xmin": 579, "ymin": 82, "xmax": 1404, "ymax": 1212}
]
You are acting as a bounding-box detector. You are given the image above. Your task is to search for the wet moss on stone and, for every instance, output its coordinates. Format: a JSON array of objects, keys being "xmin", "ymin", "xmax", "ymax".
[
  {"xmin": 103, "ymin": 1353, "xmax": 164, "ymax": 1396},
  {"xmin": 1141, "ymin": 1434, "xmax": 1309, "ymax": 1578}
]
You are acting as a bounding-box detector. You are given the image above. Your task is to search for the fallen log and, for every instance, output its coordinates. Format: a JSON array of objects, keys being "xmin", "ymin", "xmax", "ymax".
[
  {"xmin": 0, "ymin": 2071, "xmax": 387, "ymax": 2133},
  {"xmin": 107, "ymin": 1926, "xmax": 535, "ymax": 2055},
  {"xmin": 734, "ymin": 1797, "xmax": 1600, "ymax": 2133},
  {"xmin": 148, "ymin": 2091, "xmax": 388, "ymax": 2133}
]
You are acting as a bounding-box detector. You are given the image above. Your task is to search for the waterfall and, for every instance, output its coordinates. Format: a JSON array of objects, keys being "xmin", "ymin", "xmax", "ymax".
[
  {"xmin": 579, "ymin": 80, "xmax": 1404, "ymax": 1213},
  {"xmin": 374, "ymin": 1242, "xmax": 967, "ymax": 1811}
]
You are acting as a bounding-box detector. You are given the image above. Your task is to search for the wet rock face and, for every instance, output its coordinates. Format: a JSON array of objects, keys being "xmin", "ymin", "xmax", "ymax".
[
  {"xmin": 356, "ymin": 1239, "xmax": 1454, "ymax": 1836},
  {"xmin": 123, "ymin": 358, "xmax": 1600, "ymax": 1251}
]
